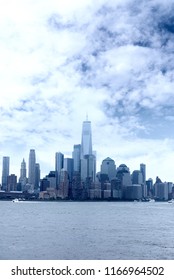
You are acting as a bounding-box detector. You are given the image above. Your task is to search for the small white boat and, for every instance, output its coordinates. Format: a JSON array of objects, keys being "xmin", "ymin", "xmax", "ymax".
[
  {"xmin": 149, "ymin": 199, "xmax": 155, "ymax": 202},
  {"xmin": 168, "ymin": 199, "xmax": 174, "ymax": 204},
  {"xmin": 12, "ymin": 198, "xmax": 25, "ymax": 203},
  {"xmin": 12, "ymin": 198, "xmax": 20, "ymax": 203}
]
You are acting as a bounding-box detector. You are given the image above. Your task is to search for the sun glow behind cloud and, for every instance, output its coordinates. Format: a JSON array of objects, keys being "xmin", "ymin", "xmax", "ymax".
[{"xmin": 0, "ymin": 0, "xmax": 174, "ymax": 181}]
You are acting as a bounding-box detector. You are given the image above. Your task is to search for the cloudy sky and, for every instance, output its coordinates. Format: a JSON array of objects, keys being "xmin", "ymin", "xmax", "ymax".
[{"xmin": 1, "ymin": 0, "xmax": 174, "ymax": 182}]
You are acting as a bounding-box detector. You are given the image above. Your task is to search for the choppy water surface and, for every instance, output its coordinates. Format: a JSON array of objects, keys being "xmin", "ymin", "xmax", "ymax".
[{"xmin": 0, "ymin": 201, "xmax": 174, "ymax": 259}]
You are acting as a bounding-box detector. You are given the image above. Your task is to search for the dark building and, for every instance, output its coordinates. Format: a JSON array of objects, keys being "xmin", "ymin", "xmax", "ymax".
[
  {"xmin": 45, "ymin": 171, "xmax": 57, "ymax": 189},
  {"xmin": 111, "ymin": 178, "xmax": 122, "ymax": 199},
  {"xmin": 7, "ymin": 174, "xmax": 17, "ymax": 192},
  {"xmin": 132, "ymin": 170, "xmax": 143, "ymax": 185},
  {"xmin": 64, "ymin": 158, "xmax": 74, "ymax": 182},
  {"xmin": 40, "ymin": 178, "xmax": 50, "ymax": 192},
  {"xmin": 71, "ymin": 171, "xmax": 89, "ymax": 200},
  {"xmin": 116, "ymin": 164, "xmax": 132, "ymax": 199},
  {"xmin": 99, "ymin": 173, "xmax": 109, "ymax": 199},
  {"xmin": 2, "ymin": 156, "xmax": 10, "ymax": 191},
  {"xmin": 146, "ymin": 178, "xmax": 153, "ymax": 197}
]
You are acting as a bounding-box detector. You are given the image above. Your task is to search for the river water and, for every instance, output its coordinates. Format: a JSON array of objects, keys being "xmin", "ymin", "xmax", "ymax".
[{"xmin": 0, "ymin": 201, "xmax": 174, "ymax": 259}]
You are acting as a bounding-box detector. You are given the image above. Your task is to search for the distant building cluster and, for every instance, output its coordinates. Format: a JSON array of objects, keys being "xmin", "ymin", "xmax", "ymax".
[{"xmin": 0, "ymin": 119, "xmax": 174, "ymax": 201}]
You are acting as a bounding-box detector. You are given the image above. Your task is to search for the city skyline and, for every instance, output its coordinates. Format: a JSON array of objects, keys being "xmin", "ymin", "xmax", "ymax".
[
  {"xmin": 0, "ymin": 118, "xmax": 171, "ymax": 185},
  {"xmin": 0, "ymin": 117, "xmax": 174, "ymax": 183},
  {"xmin": 0, "ymin": 118, "xmax": 173, "ymax": 202},
  {"xmin": 1, "ymin": 0, "xmax": 174, "ymax": 181}
]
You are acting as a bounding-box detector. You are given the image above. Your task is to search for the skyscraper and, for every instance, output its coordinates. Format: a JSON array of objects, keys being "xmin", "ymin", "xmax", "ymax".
[
  {"xmin": 64, "ymin": 158, "xmax": 74, "ymax": 182},
  {"xmin": 132, "ymin": 170, "xmax": 143, "ymax": 185},
  {"xmin": 7, "ymin": 174, "xmax": 17, "ymax": 192},
  {"xmin": 55, "ymin": 152, "xmax": 64, "ymax": 173},
  {"xmin": 20, "ymin": 158, "xmax": 27, "ymax": 179},
  {"xmin": 72, "ymin": 144, "xmax": 81, "ymax": 172},
  {"xmin": 140, "ymin": 163, "xmax": 146, "ymax": 183},
  {"xmin": 2, "ymin": 156, "xmax": 10, "ymax": 190},
  {"xmin": 58, "ymin": 169, "xmax": 69, "ymax": 199},
  {"xmin": 81, "ymin": 119, "xmax": 92, "ymax": 158},
  {"xmin": 140, "ymin": 163, "xmax": 147, "ymax": 197},
  {"xmin": 101, "ymin": 157, "xmax": 116, "ymax": 182},
  {"xmin": 80, "ymin": 118, "xmax": 96, "ymax": 183},
  {"xmin": 19, "ymin": 158, "xmax": 27, "ymax": 191},
  {"xmin": 81, "ymin": 154, "xmax": 96, "ymax": 182},
  {"xmin": 35, "ymin": 163, "xmax": 40, "ymax": 189},
  {"xmin": 28, "ymin": 149, "xmax": 36, "ymax": 187},
  {"xmin": 45, "ymin": 171, "xmax": 57, "ymax": 189},
  {"xmin": 55, "ymin": 152, "xmax": 64, "ymax": 186}
]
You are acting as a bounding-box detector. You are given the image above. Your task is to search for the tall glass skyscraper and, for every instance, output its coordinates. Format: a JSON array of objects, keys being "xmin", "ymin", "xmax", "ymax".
[
  {"xmin": 140, "ymin": 163, "xmax": 147, "ymax": 197},
  {"xmin": 35, "ymin": 163, "xmax": 40, "ymax": 189},
  {"xmin": 28, "ymin": 149, "xmax": 36, "ymax": 186},
  {"xmin": 72, "ymin": 144, "xmax": 81, "ymax": 172},
  {"xmin": 55, "ymin": 152, "xmax": 64, "ymax": 173},
  {"xmin": 2, "ymin": 156, "xmax": 10, "ymax": 190},
  {"xmin": 55, "ymin": 152, "xmax": 64, "ymax": 186},
  {"xmin": 81, "ymin": 120, "xmax": 92, "ymax": 158},
  {"xmin": 80, "ymin": 119, "xmax": 96, "ymax": 182},
  {"xmin": 64, "ymin": 158, "xmax": 74, "ymax": 182},
  {"xmin": 140, "ymin": 163, "xmax": 146, "ymax": 183}
]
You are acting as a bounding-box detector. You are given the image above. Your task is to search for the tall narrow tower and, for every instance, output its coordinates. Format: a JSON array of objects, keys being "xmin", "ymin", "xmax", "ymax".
[
  {"xmin": 140, "ymin": 163, "xmax": 147, "ymax": 197},
  {"xmin": 80, "ymin": 118, "xmax": 96, "ymax": 183},
  {"xmin": 35, "ymin": 163, "xmax": 40, "ymax": 189},
  {"xmin": 55, "ymin": 152, "xmax": 64, "ymax": 173},
  {"xmin": 20, "ymin": 158, "xmax": 27, "ymax": 179},
  {"xmin": 81, "ymin": 119, "xmax": 92, "ymax": 158},
  {"xmin": 72, "ymin": 144, "xmax": 81, "ymax": 172},
  {"xmin": 140, "ymin": 163, "xmax": 146, "ymax": 184},
  {"xmin": 55, "ymin": 152, "xmax": 64, "ymax": 186},
  {"xmin": 28, "ymin": 149, "xmax": 36, "ymax": 186},
  {"xmin": 19, "ymin": 158, "xmax": 27, "ymax": 190},
  {"xmin": 2, "ymin": 156, "xmax": 10, "ymax": 190}
]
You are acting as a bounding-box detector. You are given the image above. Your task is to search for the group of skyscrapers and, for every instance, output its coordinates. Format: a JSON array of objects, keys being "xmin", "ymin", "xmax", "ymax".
[
  {"xmin": 1, "ymin": 119, "xmax": 96, "ymax": 194},
  {"xmin": 1, "ymin": 150, "xmax": 40, "ymax": 193},
  {"xmin": 0, "ymin": 119, "xmax": 173, "ymax": 201}
]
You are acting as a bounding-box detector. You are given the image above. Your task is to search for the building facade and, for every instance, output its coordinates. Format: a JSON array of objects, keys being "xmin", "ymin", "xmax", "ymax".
[
  {"xmin": 80, "ymin": 119, "xmax": 96, "ymax": 184},
  {"xmin": 35, "ymin": 163, "xmax": 40, "ymax": 190},
  {"xmin": 81, "ymin": 120, "xmax": 93, "ymax": 158},
  {"xmin": 72, "ymin": 144, "xmax": 81, "ymax": 172},
  {"xmin": 28, "ymin": 149, "xmax": 36, "ymax": 187},
  {"xmin": 7, "ymin": 174, "xmax": 17, "ymax": 192},
  {"xmin": 2, "ymin": 156, "xmax": 10, "ymax": 191},
  {"xmin": 55, "ymin": 152, "xmax": 64, "ymax": 186},
  {"xmin": 101, "ymin": 157, "xmax": 116, "ymax": 182},
  {"xmin": 19, "ymin": 158, "xmax": 27, "ymax": 191},
  {"xmin": 64, "ymin": 158, "xmax": 74, "ymax": 182}
]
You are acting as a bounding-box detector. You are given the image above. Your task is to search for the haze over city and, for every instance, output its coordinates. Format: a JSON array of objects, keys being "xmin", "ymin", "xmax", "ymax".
[{"xmin": 1, "ymin": 0, "xmax": 174, "ymax": 181}]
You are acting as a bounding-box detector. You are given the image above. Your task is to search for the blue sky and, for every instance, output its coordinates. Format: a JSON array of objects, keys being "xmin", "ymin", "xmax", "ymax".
[{"xmin": 1, "ymin": 0, "xmax": 174, "ymax": 182}]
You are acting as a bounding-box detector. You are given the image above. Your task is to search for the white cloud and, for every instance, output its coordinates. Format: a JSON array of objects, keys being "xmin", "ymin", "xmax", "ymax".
[{"xmin": 0, "ymin": 0, "xmax": 174, "ymax": 182}]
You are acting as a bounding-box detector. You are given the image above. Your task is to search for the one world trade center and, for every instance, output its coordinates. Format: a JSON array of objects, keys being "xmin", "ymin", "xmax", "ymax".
[{"xmin": 80, "ymin": 117, "xmax": 96, "ymax": 182}]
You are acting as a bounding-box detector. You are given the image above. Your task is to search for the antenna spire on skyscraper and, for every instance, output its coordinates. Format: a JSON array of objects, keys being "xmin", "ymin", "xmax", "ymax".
[{"xmin": 86, "ymin": 113, "xmax": 88, "ymax": 121}]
